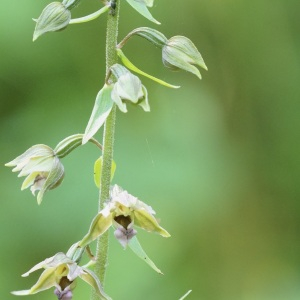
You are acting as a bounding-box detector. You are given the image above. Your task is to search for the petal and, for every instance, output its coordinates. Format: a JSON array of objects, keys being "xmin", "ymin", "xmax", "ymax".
[
  {"xmin": 133, "ymin": 209, "xmax": 171, "ymax": 237},
  {"xmin": 22, "ymin": 253, "xmax": 71, "ymax": 277},
  {"xmin": 115, "ymin": 73, "xmax": 143, "ymax": 103},
  {"xmin": 18, "ymin": 156, "xmax": 54, "ymax": 177},
  {"xmin": 26, "ymin": 268, "xmax": 57, "ymax": 294},
  {"xmin": 138, "ymin": 85, "xmax": 150, "ymax": 112},
  {"xmin": 79, "ymin": 213, "xmax": 113, "ymax": 247},
  {"xmin": 30, "ymin": 174, "xmax": 47, "ymax": 196},
  {"xmin": 5, "ymin": 145, "xmax": 54, "ymax": 169},
  {"xmin": 111, "ymin": 84, "xmax": 128, "ymax": 113},
  {"xmin": 21, "ymin": 171, "xmax": 41, "ymax": 190},
  {"xmin": 37, "ymin": 157, "xmax": 64, "ymax": 205},
  {"xmin": 11, "ymin": 290, "xmax": 32, "ymax": 296},
  {"xmin": 67, "ymin": 263, "xmax": 85, "ymax": 281}
]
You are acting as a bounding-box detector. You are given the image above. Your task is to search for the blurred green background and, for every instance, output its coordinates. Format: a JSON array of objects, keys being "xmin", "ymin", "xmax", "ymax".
[{"xmin": 1, "ymin": 0, "xmax": 300, "ymax": 299}]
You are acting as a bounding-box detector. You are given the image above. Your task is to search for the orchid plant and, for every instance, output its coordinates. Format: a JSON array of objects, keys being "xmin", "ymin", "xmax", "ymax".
[{"xmin": 6, "ymin": 0, "xmax": 206, "ymax": 299}]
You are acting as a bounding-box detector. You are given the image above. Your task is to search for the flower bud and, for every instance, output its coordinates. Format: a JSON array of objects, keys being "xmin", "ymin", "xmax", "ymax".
[
  {"xmin": 162, "ymin": 36, "xmax": 207, "ymax": 79},
  {"xmin": 33, "ymin": 2, "xmax": 71, "ymax": 41}
]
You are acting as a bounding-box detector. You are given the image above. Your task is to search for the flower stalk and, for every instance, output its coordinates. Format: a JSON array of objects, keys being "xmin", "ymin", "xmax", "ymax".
[{"xmin": 91, "ymin": 1, "xmax": 120, "ymax": 299}]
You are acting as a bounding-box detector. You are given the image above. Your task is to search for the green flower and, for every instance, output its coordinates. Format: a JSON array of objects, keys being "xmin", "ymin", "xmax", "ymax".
[
  {"xmin": 6, "ymin": 134, "xmax": 100, "ymax": 204},
  {"xmin": 79, "ymin": 185, "xmax": 170, "ymax": 248},
  {"xmin": 110, "ymin": 64, "xmax": 150, "ymax": 113},
  {"xmin": 5, "ymin": 144, "xmax": 64, "ymax": 204},
  {"xmin": 11, "ymin": 251, "xmax": 111, "ymax": 300}
]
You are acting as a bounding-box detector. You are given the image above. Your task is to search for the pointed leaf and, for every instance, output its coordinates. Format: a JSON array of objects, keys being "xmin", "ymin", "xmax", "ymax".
[
  {"xmin": 128, "ymin": 236, "xmax": 163, "ymax": 274},
  {"xmin": 125, "ymin": 0, "xmax": 160, "ymax": 24},
  {"xmin": 83, "ymin": 84, "xmax": 114, "ymax": 144}
]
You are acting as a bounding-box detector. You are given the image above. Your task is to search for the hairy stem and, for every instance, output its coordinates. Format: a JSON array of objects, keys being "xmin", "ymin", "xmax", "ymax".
[{"xmin": 91, "ymin": 2, "xmax": 120, "ymax": 300}]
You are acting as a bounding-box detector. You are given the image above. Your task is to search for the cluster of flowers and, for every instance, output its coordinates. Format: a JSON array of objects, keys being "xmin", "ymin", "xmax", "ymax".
[
  {"xmin": 8, "ymin": 0, "xmax": 207, "ymax": 298},
  {"xmin": 6, "ymin": 136, "xmax": 169, "ymax": 299}
]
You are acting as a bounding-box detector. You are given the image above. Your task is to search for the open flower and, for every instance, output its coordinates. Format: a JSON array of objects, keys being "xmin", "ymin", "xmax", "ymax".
[
  {"xmin": 5, "ymin": 144, "xmax": 64, "ymax": 204},
  {"xmin": 110, "ymin": 64, "xmax": 150, "ymax": 113},
  {"xmin": 79, "ymin": 185, "xmax": 170, "ymax": 248},
  {"xmin": 11, "ymin": 251, "xmax": 111, "ymax": 300}
]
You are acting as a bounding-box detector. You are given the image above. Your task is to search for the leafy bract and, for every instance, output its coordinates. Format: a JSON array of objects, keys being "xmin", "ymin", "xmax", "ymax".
[
  {"xmin": 83, "ymin": 84, "xmax": 114, "ymax": 144},
  {"xmin": 125, "ymin": 0, "xmax": 160, "ymax": 24}
]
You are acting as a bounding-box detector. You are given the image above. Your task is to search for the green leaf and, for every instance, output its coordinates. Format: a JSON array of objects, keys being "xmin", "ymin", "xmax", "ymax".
[
  {"xmin": 125, "ymin": 0, "xmax": 160, "ymax": 24},
  {"xmin": 117, "ymin": 49, "xmax": 180, "ymax": 89},
  {"xmin": 83, "ymin": 84, "xmax": 114, "ymax": 144},
  {"xmin": 128, "ymin": 236, "xmax": 163, "ymax": 274},
  {"xmin": 94, "ymin": 156, "xmax": 116, "ymax": 188}
]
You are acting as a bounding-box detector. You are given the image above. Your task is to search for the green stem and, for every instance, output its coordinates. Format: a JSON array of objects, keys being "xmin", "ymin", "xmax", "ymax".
[{"xmin": 91, "ymin": 2, "xmax": 120, "ymax": 300}]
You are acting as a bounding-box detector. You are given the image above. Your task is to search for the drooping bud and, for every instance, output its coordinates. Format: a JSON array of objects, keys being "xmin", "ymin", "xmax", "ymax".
[
  {"xmin": 33, "ymin": 2, "xmax": 71, "ymax": 41},
  {"xmin": 118, "ymin": 27, "xmax": 207, "ymax": 80},
  {"xmin": 162, "ymin": 36, "xmax": 207, "ymax": 79}
]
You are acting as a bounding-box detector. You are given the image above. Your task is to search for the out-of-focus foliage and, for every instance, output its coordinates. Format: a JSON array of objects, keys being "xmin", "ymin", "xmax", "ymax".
[{"xmin": 1, "ymin": 0, "xmax": 300, "ymax": 299}]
